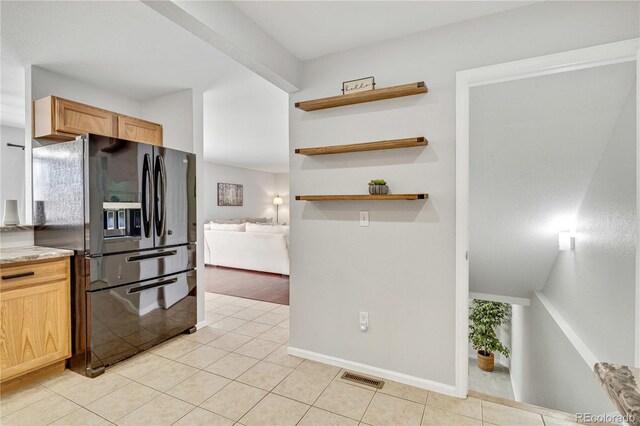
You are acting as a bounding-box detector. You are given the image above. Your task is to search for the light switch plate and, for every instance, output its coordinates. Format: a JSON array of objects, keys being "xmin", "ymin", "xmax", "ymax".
[
  {"xmin": 359, "ymin": 210, "xmax": 369, "ymax": 227},
  {"xmin": 359, "ymin": 311, "xmax": 368, "ymax": 331}
]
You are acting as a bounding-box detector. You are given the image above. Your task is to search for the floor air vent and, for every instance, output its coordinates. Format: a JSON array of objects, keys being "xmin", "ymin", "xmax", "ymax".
[{"xmin": 341, "ymin": 371, "xmax": 385, "ymax": 389}]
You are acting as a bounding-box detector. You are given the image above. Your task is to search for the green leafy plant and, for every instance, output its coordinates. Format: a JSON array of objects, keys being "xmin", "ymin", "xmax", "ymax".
[
  {"xmin": 468, "ymin": 300, "xmax": 511, "ymax": 358},
  {"xmin": 368, "ymin": 179, "xmax": 387, "ymax": 186}
]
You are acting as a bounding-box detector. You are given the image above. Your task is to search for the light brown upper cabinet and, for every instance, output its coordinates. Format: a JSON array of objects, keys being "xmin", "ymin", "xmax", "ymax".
[
  {"xmin": 117, "ymin": 115, "xmax": 162, "ymax": 146},
  {"xmin": 34, "ymin": 96, "xmax": 115, "ymax": 141},
  {"xmin": 33, "ymin": 96, "xmax": 163, "ymax": 146}
]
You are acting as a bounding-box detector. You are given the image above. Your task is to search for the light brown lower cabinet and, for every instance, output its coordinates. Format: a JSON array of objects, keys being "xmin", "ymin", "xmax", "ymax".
[{"xmin": 0, "ymin": 257, "xmax": 71, "ymax": 389}]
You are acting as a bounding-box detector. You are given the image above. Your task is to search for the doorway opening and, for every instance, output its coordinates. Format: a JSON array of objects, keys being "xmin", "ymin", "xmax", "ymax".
[
  {"xmin": 457, "ymin": 39, "xmax": 639, "ymax": 413},
  {"xmin": 200, "ymin": 66, "xmax": 291, "ymax": 339}
]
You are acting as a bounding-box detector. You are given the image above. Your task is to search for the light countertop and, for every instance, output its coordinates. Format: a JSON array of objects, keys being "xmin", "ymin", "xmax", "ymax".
[
  {"xmin": 0, "ymin": 225, "xmax": 33, "ymax": 233},
  {"xmin": 0, "ymin": 246, "xmax": 74, "ymax": 265}
]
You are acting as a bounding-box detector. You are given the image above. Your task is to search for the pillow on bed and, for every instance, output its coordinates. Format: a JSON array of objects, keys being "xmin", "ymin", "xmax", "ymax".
[
  {"xmin": 246, "ymin": 223, "xmax": 289, "ymax": 235},
  {"xmin": 212, "ymin": 218, "xmax": 243, "ymax": 224},
  {"xmin": 209, "ymin": 223, "xmax": 246, "ymax": 232},
  {"xmin": 245, "ymin": 217, "xmax": 273, "ymax": 224}
]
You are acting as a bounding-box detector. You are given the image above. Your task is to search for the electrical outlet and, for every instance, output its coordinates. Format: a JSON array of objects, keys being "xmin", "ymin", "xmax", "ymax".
[
  {"xmin": 359, "ymin": 210, "xmax": 369, "ymax": 227},
  {"xmin": 359, "ymin": 311, "xmax": 369, "ymax": 332}
]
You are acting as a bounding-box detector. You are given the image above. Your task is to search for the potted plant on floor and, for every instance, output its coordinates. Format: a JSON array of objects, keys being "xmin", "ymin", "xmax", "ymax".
[{"xmin": 468, "ymin": 299, "xmax": 511, "ymax": 372}]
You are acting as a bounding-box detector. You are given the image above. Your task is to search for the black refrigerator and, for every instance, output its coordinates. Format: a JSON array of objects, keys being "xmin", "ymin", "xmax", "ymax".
[{"xmin": 33, "ymin": 134, "xmax": 197, "ymax": 377}]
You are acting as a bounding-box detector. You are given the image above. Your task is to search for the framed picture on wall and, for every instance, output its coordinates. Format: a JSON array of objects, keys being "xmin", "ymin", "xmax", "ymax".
[{"xmin": 217, "ymin": 183, "xmax": 243, "ymax": 206}]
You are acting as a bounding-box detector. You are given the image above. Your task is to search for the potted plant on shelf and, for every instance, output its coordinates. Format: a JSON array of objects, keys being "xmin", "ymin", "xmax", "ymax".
[
  {"xmin": 468, "ymin": 299, "xmax": 511, "ymax": 372},
  {"xmin": 368, "ymin": 179, "xmax": 389, "ymax": 195}
]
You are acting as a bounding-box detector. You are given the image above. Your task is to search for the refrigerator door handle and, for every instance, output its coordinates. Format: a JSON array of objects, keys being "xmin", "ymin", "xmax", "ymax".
[
  {"xmin": 161, "ymin": 154, "xmax": 167, "ymax": 235},
  {"xmin": 142, "ymin": 154, "xmax": 153, "ymax": 238},
  {"xmin": 154, "ymin": 154, "xmax": 167, "ymax": 237},
  {"xmin": 126, "ymin": 250, "xmax": 178, "ymax": 262},
  {"xmin": 126, "ymin": 277, "xmax": 178, "ymax": 294}
]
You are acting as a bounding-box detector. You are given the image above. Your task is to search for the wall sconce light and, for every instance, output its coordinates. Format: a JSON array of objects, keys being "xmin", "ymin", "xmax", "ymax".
[
  {"xmin": 551, "ymin": 215, "xmax": 576, "ymax": 251},
  {"xmin": 559, "ymin": 231, "xmax": 575, "ymax": 251},
  {"xmin": 273, "ymin": 195, "xmax": 283, "ymax": 223}
]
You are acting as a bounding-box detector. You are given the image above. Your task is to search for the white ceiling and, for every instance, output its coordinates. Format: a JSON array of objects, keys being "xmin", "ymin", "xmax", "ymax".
[
  {"xmin": 232, "ymin": 1, "xmax": 537, "ymax": 61},
  {"xmin": 469, "ymin": 62, "xmax": 636, "ymax": 299},
  {"xmin": 0, "ymin": 0, "xmax": 544, "ymax": 173},
  {"xmin": 204, "ymin": 66, "xmax": 289, "ymax": 173},
  {"xmin": 0, "ymin": 1, "xmax": 243, "ymax": 102},
  {"xmin": 0, "ymin": 0, "xmax": 289, "ymax": 172}
]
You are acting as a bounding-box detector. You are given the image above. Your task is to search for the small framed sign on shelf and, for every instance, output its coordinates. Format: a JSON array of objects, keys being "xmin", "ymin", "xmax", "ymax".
[{"xmin": 342, "ymin": 76, "xmax": 375, "ymax": 95}]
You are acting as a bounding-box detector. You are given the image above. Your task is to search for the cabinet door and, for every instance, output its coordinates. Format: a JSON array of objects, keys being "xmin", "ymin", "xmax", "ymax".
[
  {"xmin": 55, "ymin": 97, "xmax": 115, "ymax": 137},
  {"xmin": 117, "ymin": 115, "xmax": 163, "ymax": 146},
  {"xmin": 0, "ymin": 260, "xmax": 71, "ymax": 382}
]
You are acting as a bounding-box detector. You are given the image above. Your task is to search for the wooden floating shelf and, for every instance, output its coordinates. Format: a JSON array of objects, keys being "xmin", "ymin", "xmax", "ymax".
[
  {"xmin": 295, "ymin": 137, "xmax": 427, "ymax": 156},
  {"xmin": 295, "ymin": 82, "xmax": 427, "ymax": 111},
  {"xmin": 296, "ymin": 194, "xmax": 428, "ymax": 201}
]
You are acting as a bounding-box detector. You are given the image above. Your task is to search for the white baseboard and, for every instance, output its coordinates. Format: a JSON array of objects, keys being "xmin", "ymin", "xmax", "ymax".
[
  {"xmin": 195, "ymin": 320, "xmax": 208, "ymax": 330},
  {"xmin": 511, "ymin": 373, "xmax": 520, "ymax": 402},
  {"xmin": 288, "ymin": 346, "xmax": 457, "ymax": 397}
]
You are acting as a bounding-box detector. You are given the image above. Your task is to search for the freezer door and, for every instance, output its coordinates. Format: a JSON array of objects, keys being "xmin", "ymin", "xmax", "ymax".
[
  {"xmin": 88, "ymin": 135, "xmax": 155, "ymax": 255},
  {"xmin": 88, "ymin": 244, "xmax": 196, "ymax": 291},
  {"xmin": 88, "ymin": 270, "xmax": 196, "ymax": 371},
  {"xmin": 153, "ymin": 147, "xmax": 196, "ymax": 247}
]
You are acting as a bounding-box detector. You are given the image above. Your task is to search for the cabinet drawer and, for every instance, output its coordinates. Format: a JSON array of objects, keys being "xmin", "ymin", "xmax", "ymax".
[
  {"xmin": 117, "ymin": 115, "xmax": 162, "ymax": 146},
  {"xmin": 0, "ymin": 258, "xmax": 69, "ymax": 290}
]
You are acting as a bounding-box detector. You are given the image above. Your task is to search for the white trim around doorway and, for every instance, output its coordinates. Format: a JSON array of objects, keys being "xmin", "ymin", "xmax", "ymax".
[{"xmin": 455, "ymin": 38, "xmax": 640, "ymax": 397}]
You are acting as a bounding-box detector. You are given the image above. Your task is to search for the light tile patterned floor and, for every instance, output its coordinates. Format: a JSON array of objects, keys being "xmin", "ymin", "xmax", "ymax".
[{"xmin": 0, "ymin": 292, "xmax": 578, "ymax": 426}]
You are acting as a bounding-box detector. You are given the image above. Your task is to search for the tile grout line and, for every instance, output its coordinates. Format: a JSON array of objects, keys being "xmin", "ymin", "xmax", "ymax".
[
  {"xmin": 181, "ymin": 333, "xmax": 297, "ymax": 424},
  {"xmin": 117, "ymin": 391, "xmax": 166, "ymax": 424},
  {"xmin": 47, "ymin": 389, "xmax": 115, "ymax": 426},
  {"xmin": 1, "ymin": 385, "xmax": 55, "ymax": 419},
  {"xmin": 193, "ymin": 379, "xmax": 264, "ymax": 424},
  {"xmin": 359, "ymin": 386, "xmax": 378, "ymax": 423},
  {"xmin": 419, "ymin": 391, "xmax": 429, "ymax": 424},
  {"xmin": 291, "ymin": 364, "xmax": 344, "ymax": 425},
  {"xmin": 88, "ymin": 372, "xmax": 167, "ymax": 423}
]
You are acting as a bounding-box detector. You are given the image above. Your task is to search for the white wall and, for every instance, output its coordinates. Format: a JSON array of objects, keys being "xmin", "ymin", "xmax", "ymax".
[
  {"xmin": 202, "ymin": 68, "xmax": 289, "ymax": 173},
  {"xmin": 0, "ymin": 125, "xmax": 26, "ymax": 224},
  {"xmin": 275, "ymin": 173, "xmax": 290, "ymax": 225},
  {"xmin": 192, "ymin": 90, "xmax": 205, "ymax": 327},
  {"xmin": 288, "ymin": 1, "xmax": 639, "ymax": 392},
  {"xmin": 510, "ymin": 304, "xmax": 526, "ymax": 402},
  {"xmin": 143, "ymin": 89, "xmax": 194, "ymax": 153},
  {"xmin": 31, "ymin": 67, "xmax": 142, "ymax": 116},
  {"xmin": 202, "ymin": 161, "xmax": 280, "ymax": 222},
  {"xmin": 510, "ymin": 296, "xmax": 613, "ymax": 414},
  {"xmin": 543, "ymin": 84, "xmax": 636, "ymax": 365}
]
